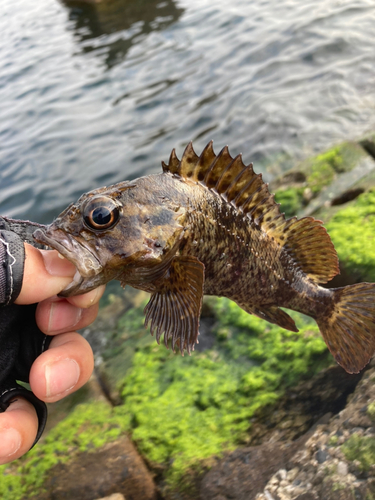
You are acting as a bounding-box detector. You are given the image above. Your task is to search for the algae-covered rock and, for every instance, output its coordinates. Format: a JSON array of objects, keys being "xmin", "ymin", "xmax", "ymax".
[
  {"xmin": 272, "ymin": 141, "xmax": 375, "ymax": 218},
  {"xmin": 324, "ymin": 190, "xmax": 375, "ymax": 283},
  {"xmin": 106, "ymin": 300, "xmax": 332, "ymax": 497}
]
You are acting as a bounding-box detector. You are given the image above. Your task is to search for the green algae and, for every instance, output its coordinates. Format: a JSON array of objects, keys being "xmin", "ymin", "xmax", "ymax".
[
  {"xmin": 326, "ymin": 189, "xmax": 375, "ymax": 282},
  {"xmin": 306, "ymin": 147, "xmax": 343, "ymax": 194},
  {"xmin": 332, "ymin": 482, "xmax": 347, "ymax": 492},
  {"xmin": 304, "ymin": 141, "xmax": 364, "ymax": 194},
  {"xmin": 342, "ymin": 434, "xmax": 375, "ymax": 472},
  {"xmin": 367, "ymin": 402, "xmax": 375, "ymax": 421},
  {"xmin": 0, "ymin": 401, "xmax": 129, "ymax": 500},
  {"xmin": 328, "ymin": 435, "xmax": 339, "ymax": 446},
  {"xmin": 274, "ymin": 186, "xmax": 305, "ymax": 218}
]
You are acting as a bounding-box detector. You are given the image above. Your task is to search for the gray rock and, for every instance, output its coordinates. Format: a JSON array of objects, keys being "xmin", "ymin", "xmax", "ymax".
[
  {"xmin": 39, "ymin": 437, "xmax": 157, "ymax": 500},
  {"xmin": 337, "ymin": 461, "xmax": 349, "ymax": 476},
  {"xmin": 315, "ymin": 448, "xmax": 329, "ymax": 464}
]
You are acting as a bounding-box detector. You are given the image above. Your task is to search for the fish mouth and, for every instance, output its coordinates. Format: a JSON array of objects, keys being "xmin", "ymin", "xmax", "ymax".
[{"xmin": 33, "ymin": 226, "xmax": 104, "ymax": 297}]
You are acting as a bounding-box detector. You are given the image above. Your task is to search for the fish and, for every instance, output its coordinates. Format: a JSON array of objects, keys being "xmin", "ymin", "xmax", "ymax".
[{"xmin": 33, "ymin": 141, "xmax": 375, "ymax": 374}]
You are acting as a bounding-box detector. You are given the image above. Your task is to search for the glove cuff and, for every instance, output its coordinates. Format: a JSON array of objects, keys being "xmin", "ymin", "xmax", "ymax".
[
  {"xmin": 0, "ymin": 230, "xmax": 25, "ymax": 306},
  {"xmin": 0, "ymin": 385, "xmax": 48, "ymax": 449}
]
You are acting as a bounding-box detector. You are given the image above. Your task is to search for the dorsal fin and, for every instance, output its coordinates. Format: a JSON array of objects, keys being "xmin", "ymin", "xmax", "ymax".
[{"xmin": 162, "ymin": 142, "xmax": 339, "ymax": 284}]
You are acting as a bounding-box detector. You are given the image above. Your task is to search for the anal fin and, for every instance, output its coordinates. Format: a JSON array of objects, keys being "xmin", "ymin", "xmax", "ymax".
[
  {"xmin": 144, "ymin": 256, "xmax": 205, "ymax": 354},
  {"xmin": 238, "ymin": 302, "xmax": 298, "ymax": 332}
]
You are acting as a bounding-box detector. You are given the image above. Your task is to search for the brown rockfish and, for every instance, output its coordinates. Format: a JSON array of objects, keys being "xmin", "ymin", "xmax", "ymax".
[{"xmin": 34, "ymin": 142, "xmax": 375, "ymax": 374}]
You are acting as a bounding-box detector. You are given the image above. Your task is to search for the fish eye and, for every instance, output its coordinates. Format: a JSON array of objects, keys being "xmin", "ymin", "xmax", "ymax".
[{"xmin": 83, "ymin": 196, "xmax": 120, "ymax": 231}]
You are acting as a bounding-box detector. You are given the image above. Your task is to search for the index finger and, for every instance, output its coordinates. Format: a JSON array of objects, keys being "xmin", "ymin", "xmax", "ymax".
[{"xmin": 15, "ymin": 244, "xmax": 76, "ymax": 305}]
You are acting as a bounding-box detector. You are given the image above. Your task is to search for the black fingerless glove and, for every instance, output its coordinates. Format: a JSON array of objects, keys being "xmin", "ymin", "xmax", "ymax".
[{"xmin": 0, "ymin": 217, "xmax": 52, "ymax": 448}]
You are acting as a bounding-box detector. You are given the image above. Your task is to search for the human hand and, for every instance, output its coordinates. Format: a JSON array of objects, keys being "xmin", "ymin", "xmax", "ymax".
[{"xmin": 0, "ymin": 243, "xmax": 105, "ymax": 465}]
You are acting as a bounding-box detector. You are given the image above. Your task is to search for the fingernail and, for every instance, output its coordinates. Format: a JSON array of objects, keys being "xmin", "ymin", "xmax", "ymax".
[
  {"xmin": 45, "ymin": 359, "xmax": 80, "ymax": 398},
  {"xmin": 48, "ymin": 301, "xmax": 82, "ymax": 333},
  {"xmin": 89, "ymin": 287, "xmax": 101, "ymax": 305},
  {"xmin": 41, "ymin": 250, "xmax": 76, "ymax": 277},
  {"xmin": 0, "ymin": 428, "xmax": 22, "ymax": 458}
]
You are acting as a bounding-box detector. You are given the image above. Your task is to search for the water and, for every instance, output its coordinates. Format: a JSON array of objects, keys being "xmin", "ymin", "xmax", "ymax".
[{"xmin": 1, "ymin": 0, "xmax": 375, "ymax": 223}]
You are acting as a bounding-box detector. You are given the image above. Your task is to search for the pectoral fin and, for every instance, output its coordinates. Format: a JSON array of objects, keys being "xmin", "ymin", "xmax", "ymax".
[{"xmin": 144, "ymin": 256, "xmax": 205, "ymax": 354}]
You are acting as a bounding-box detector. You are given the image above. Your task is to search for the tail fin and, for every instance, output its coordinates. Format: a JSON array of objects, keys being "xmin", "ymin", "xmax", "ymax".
[{"xmin": 317, "ymin": 283, "xmax": 375, "ymax": 374}]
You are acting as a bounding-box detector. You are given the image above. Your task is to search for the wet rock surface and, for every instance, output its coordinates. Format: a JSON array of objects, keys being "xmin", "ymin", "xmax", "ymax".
[
  {"xmin": 199, "ymin": 363, "xmax": 370, "ymax": 500},
  {"xmin": 200, "ymin": 439, "xmax": 307, "ymax": 500},
  {"xmin": 248, "ymin": 365, "xmax": 362, "ymax": 446},
  {"xmin": 38, "ymin": 438, "xmax": 157, "ymax": 500},
  {"xmin": 96, "ymin": 495, "xmax": 126, "ymax": 500},
  {"xmin": 252, "ymin": 365, "xmax": 375, "ymax": 500}
]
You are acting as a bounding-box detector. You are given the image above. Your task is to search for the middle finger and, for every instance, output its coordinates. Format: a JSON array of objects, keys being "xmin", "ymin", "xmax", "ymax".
[{"xmin": 36, "ymin": 298, "xmax": 99, "ymax": 334}]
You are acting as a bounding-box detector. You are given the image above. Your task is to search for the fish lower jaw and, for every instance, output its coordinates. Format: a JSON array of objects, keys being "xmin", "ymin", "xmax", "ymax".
[
  {"xmin": 33, "ymin": 227, "xmax": 103, "ymax": 278},
  {"xmin": 58, "ymin": 268, "xmax": 109, "ymax": 297}
]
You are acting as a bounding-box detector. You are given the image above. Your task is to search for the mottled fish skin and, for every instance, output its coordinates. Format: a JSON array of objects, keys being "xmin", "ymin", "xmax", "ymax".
[{"xmin": 33, "ymin": 142, "xmax": 375, "ymax": 374}]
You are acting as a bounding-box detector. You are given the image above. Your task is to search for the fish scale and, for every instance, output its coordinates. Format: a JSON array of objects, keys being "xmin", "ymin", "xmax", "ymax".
[{"xmin": 34, "ymin": 142, "xmax": 375, "ymax": 373}]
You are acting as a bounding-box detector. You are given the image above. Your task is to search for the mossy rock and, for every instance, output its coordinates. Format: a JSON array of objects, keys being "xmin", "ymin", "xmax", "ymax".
[
  {"xmin": 326, "ymin": 190, "xmax": 375, "ymax": 282},
  {"xmin": 109, "ymin": 299, "xmax": 331, "ymax": 492},
  {"xmin": 342, "ymin": 434, "xmax": 375, "ymax": 472},
  {"xmin": 295, "ymin": 142, "xmax": 364, "ymax": 188},
  {"xmin": 274, "ymin": 186, "xmax": 306, "ymax": 218},
  {"xmin": 273, "ymin": 142, "xmax": 370, "ymax": 218},
  {"xmin": 271, "ymin": 141, "xmax": 375, "ymax": 284}
]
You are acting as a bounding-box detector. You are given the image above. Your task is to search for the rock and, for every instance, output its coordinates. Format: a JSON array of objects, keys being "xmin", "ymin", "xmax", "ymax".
[
  {"xmin": 245, "ymin": 365, "xmax": 375, "ymax": 500},
  {"xmin": 95, "ymin": 495, "xmax": 126, "ymax": 500},
  {"xmin": 40, "ymin": 437, "xmax": 157, "ymax": 500},
  {"xmin": 294, "ymin": 494, "xmax": 319, "ymax": 500},
  {"xmin": 286, "ymin": 468, "xmax": 299, "ymax": 482},
  {"xmin": 200, "ymin": 436, "xmax": 309, "ymax": 500},
  {"xmin": 337, "ymin": 461, "xmax": 348, "ymax": 476},
  {"xmin": 200, "ymin": 445, "xmax": 284, "ymax": 499},
  {"xmin": 360, "ymin": 133, "xmax": 375, "ymax": 160},
  {"xmin": 264, "ymin": 491, "xmax": 276, "ymax": 500},
  {"xmin": 198, "ymin": 362, "xmax": 374, "ymax": 500},
  {"xmin": 300, "ymin": 154, "xmax": 375, "ymax": 217},
  {"xmin": 276, "ymin": 469, "xmax": 287, "ymax": 481},
  {"xmin": 248, "ymin": 365, "xmax": 362, "ymax": 447},
  {"xmin": 315, "ymin": 448, "xmax": 329, "ymax": 464}
]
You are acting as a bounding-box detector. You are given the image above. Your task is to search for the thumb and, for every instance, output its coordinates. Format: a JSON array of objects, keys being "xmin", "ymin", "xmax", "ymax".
[{"xmin": 15, "ymin": 244, "xmax": 76, "ymax": 305}]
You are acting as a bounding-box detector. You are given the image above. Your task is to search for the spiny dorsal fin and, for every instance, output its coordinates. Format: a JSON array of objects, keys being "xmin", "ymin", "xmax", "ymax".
[
  {"xmin": 162, "ymin": 148, "xmax": 179, "ymax": 173},
  {"xmin": 162, "ymin": 142, "xmax": 339, "ymax": 284}
]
